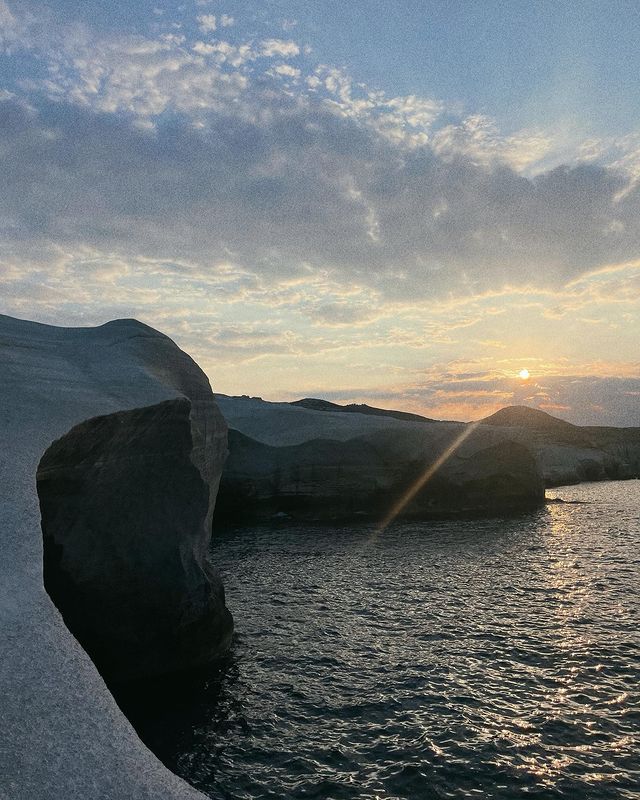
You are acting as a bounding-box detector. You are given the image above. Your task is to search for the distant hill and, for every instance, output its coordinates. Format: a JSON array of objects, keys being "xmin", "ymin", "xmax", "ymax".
[
  {"xmin": 480, "ymin": 404, "xmax": 640, "ymax": 483},
  {"xmin": 480, "ymin": 406, "xmax": 587, "ymax": 443},
  {"xmin": 481, "ymin": 405, "xmax": 576, "ymax": 430},
  {"xmin": 290, "ymin": 398, "xmax": 435, "ymax": 423}
]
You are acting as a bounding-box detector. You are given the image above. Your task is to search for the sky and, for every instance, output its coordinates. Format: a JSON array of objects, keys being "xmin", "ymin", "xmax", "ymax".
[{"xmin": 0, "ymin": 0, "xmax": 638, "ymax": 426}]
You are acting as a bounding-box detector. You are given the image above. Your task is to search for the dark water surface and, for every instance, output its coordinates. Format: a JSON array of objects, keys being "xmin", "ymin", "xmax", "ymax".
[{"xmin": 124, "ymin": 481, "xmax": 640, "ymax": 799}]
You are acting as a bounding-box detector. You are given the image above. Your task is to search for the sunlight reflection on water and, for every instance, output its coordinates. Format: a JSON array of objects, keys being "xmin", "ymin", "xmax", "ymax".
[{"xmin": 127, "ymin": 480, "xmax": 640, "ymax": 800}]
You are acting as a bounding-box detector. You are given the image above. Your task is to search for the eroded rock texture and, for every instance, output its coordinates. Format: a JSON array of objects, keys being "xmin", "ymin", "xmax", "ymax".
[
  {"xmin": 0, "ymin": 313, "xmax": 228, "ymax": 800},
  {"xmin": 482, "ymin": 406, "xmax": 640, "ymax": 486},
  {"xmin": 214, "ymin": 396, "xmax": 544, "ymax": 522},
  {"xmin": 38, "ymin": 398, "xmax": 232, "ymax": 682}
]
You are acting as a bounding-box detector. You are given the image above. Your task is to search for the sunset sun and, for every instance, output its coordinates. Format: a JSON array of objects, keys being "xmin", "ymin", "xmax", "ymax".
[{"xmin": 1, "ymin": 3, "xmax": 639, "ymax": 800}]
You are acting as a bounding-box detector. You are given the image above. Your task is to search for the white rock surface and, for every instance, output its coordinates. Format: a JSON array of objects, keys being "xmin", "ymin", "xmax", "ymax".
[
  {"xmin": 214, "ymin": 394, "xmax": 544, "ymax": 521},
  {"xmin": 0, "ymin": 314, "xmax": 226, "ymax": 800},
  {"xmin": 214, "ymin": 393, "xmax": 454, "ymax": 446},
  {"xmin": 481, "ymin": 406, "xmax": 640, "ymax": 486}
]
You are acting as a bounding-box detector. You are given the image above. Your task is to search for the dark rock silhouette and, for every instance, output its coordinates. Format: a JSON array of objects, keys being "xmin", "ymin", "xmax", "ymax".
[{"xmin": 38, "ymin": 398, "xmax": 232, "ymax": 683}]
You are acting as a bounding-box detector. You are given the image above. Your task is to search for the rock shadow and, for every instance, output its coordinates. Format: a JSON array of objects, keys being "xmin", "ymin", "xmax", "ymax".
[{"xmin": 37, "ymin": 398, "xmax": 233, "ymax": 685}]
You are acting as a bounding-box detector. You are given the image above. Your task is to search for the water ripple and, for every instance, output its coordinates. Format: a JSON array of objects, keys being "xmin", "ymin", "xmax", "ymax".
[{"xmin": 120, "ymin": 480, "xmax": 640, "ymax": 799}]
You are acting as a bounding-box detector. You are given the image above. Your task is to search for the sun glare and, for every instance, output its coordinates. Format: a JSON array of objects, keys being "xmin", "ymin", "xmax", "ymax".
[{"xmin": 519, "ymin": 369, "xmax": 530, "ymax": 380}]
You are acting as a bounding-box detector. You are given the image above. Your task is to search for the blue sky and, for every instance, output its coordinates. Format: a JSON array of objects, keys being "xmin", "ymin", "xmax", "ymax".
[
  {"xmin": 0, "ymin": 0, "xmax": 638, "ymax": 424},
  {"xmin": 254, "ymin": 0, "xmax": 640, "ymax": 136},
  {"xmin": 13, "ymin": 0, "xmax": 640, "ymax": 136}
]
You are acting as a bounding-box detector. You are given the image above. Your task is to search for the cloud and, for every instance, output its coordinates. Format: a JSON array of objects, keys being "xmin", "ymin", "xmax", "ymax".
[
  {"xmin": 431, "ymin": 114, "xmax": 556, "ymax": 172},
  {"xmin": 0, "ymin": 0, "xmax": 16, "ymax": 31},
  {"xmin": 273, "ymin": 63, "xmax": 300, "ymax": 79},
  {"xmin": 197, "ymin": 14, "xmax": 217, "ymax": 33},
  {"xmin": 0, "ymin": 2, "xmax": 638, "ymax": 426},
  {"xmin": 260, "ymin": 38, "xmax": 300, "ymax": 58},
  {"xmin": 1, "ymin": 87, "xmax": 640, "ymax": 309},
  {"xmin": 20, "ymin": 31, "xmax": 250, "ymax": 118},
  {"xmin": 308, "ymin": 301, "xmax": 381, "ymax": 327}
]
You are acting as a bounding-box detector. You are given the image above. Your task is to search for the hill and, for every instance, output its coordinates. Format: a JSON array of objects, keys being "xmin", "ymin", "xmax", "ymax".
[
  {"xmin": 290, "ymin": 397, "xmax": 435, "ymax": 423},
  {"xmin": 480, "ymin": 405, "xmax": 640, "ymax": 484}
]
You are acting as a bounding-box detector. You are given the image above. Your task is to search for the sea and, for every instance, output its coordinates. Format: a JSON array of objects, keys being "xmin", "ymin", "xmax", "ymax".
[{"xmin": 121, "ymin": 480, "xmax": 640, "ymax": 800}]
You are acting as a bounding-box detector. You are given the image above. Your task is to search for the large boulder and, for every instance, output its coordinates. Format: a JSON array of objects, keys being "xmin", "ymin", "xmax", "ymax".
[
  {"xmin": 0, "ymin": 313, "xmax": 230, "ymax": 800},
  {"xmin": 38, "ymin": 398, "xmax": 232, "ymax": 682},
  {"xmin": 214, "ymin": 395, "xmax": 545, "ymax": 522}
]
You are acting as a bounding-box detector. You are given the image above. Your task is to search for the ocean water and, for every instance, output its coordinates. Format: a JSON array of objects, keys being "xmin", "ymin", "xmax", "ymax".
[{"xmin": 122, "ymin": 481, "xmax": 640, "ymax": 800}]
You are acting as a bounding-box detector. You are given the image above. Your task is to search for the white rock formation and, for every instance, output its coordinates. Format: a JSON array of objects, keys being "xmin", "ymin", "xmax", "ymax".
[
  {"xmin": 214, "ymin": 393, "xmax": 438, "ymax": 446},
  {"xmin": 0, "ymin": 314, "xmax": 228, "ymax": 800},
  {"xmin": 481, "ymin": 406, "xmax": 640, "ymax": 485},
  {"xmin": 214, "ymin": 394, "xmax": 545, "ymax": 521}
]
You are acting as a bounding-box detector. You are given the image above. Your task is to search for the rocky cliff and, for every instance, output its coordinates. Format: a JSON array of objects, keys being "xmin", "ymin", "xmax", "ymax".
[
  {"xmin": 214, "ymin": 397, "xmax": 639, "ymax": 522},
  {"xmin": 481, "ymin": 406, "xmax": 640, "ymax": 486},
  {"xmin": 214, "ymin": 395, "xmax": 544, "ymax": 522},
  {"xmin": 38, "ymin": 398, "xmax": 232, "ymax": 683},
  {"xmin": 0, "ymin": 314, "xmax": 230, "ymax": 800}
]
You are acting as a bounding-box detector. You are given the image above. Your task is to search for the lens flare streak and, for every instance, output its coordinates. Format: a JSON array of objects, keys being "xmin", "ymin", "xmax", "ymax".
[{"xmin": 377, "ymin": 422, "xmax": 480, "ymax": 532}]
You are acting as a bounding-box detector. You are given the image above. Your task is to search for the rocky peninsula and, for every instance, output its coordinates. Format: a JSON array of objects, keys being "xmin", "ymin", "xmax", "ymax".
[
  {"xmin": 213, "ymin": 394, "xmax": 545, "ymax": 522},
  {"xmin": 214, "ymin": 396, "xmax": 639, "ymax": 523}
]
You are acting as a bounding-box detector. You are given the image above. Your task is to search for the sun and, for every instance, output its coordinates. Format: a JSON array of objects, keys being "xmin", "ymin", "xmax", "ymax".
[{"xmin": 518, "ymin": 368, "xmax": 530, "ymax": 380}]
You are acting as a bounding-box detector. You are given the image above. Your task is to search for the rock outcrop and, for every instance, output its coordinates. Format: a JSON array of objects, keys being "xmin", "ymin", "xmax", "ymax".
[
  {"xmin": 0, "ymin": 314, "xmax": 230, "ymax": 800},
  {"xmin": 38, "ymin": 398, "xmax": 232, "ymax": 682},
  {"xmin": 214, "ymin": 395, "xmax": 544, "ymax": 522},
  {"xmin": 481, "ymin": 406, "xmax": 640, "ymax": 486}
]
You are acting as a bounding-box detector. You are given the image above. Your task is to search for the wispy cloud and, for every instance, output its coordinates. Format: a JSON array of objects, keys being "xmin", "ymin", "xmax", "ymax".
[
  {"xmin": 260, "ymin": 38, "xmax": 300, "ymax": 58},
  {"xmin": 0, "ymin": 1, "xmax": 638, "ymax": 425}
]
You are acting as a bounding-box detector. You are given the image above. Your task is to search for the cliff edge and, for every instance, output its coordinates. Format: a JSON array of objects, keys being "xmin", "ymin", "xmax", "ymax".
[{"xmin": 0, "ymin": 314, "xmax": 230, "ymax": 800}]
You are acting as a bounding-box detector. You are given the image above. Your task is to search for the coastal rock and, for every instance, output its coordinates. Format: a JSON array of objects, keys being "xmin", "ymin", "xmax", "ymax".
[
  {"xmin": 0, "ymin": 314, "xmax": 229, "ymax": 800},
  {"xmin": 38, "ymin": 399, "xmax": 232, "ymax": 682},
  {"xmin": 481, "ymin": 406, "xmax": 640, "ymax": 486},
  {"xmin": 214, "ymin": 395, "xmax": 545, "ymax": 522}
]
